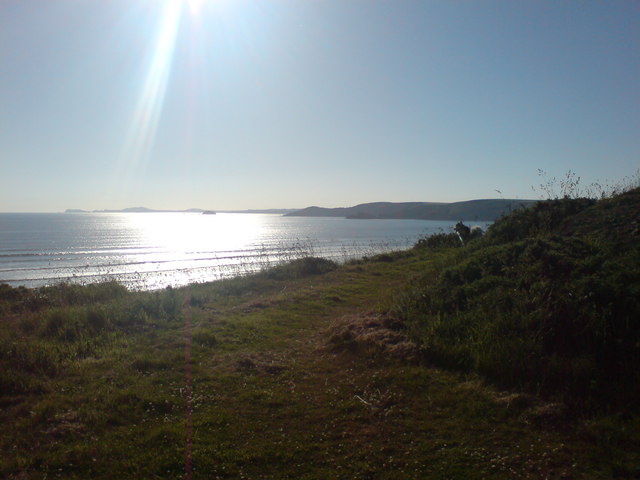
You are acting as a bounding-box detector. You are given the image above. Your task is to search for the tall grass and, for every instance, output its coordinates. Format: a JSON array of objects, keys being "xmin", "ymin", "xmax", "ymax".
[
  {"xmin": 0, "ymin": 250, "xmax": 341, "ymax": 394},
  {"xmin": 0, "ymin": 278, "xmax": 186, "ymax": 397},
  {"xmin": 533, "ymin": 168, "xmax": 640, "ymax": 200}
]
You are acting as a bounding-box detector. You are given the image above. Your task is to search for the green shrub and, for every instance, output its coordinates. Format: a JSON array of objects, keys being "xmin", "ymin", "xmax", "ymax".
[{"xmin": 415, "ymin": 232, "xmax": 461, "ymax": 249}]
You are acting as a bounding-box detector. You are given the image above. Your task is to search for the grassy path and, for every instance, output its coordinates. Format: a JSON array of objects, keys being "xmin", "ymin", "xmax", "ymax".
[
  {"xmin": 180, "ymin": 258, "xmax": 607, "ymax": 479},
  {"xmin": 0, "ymin": 254, "xmax": 634, "ymax": 478}
]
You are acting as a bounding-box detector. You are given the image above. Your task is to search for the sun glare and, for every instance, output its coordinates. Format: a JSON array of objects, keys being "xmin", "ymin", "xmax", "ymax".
[
  {"xmin": 118, "ymin": 0, "xmax": 183, "ymax": 184},
  {"xmin": 118, "ymin": 0, "xmax": 221, "ymax": 191},
  {"xmin": 184, "ymin": 0, "xmax": 204, "ymax": 15}
]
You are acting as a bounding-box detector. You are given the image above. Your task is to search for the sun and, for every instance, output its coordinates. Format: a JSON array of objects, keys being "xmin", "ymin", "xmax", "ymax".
[
  {"xmin": 183, "ymin": 0, "xmax": 205, "ymax": 15},
  {"xmin": 120, "ymin": 0, "xmax": 222, "ymax": 183}
]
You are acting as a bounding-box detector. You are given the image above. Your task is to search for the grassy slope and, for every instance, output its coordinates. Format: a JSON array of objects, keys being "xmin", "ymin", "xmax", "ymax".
[
  {"xmin": 0, "ymin": 226, "xmax": 638, "ymax": 478},
  {"xmin": 398, "ymin": 189, "xmax": 640, "ymax": 409}
]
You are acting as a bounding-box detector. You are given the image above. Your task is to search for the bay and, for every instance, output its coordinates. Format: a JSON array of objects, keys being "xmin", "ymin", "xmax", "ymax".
[{"xmin": 0, "ymin": 212, "xmax": 470, "ymax": 290}]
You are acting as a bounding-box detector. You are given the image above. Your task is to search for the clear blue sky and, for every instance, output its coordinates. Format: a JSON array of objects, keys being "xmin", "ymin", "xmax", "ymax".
[{"xmin": 1, "ymin": 0, "xmax": 638, "ymax": 212}]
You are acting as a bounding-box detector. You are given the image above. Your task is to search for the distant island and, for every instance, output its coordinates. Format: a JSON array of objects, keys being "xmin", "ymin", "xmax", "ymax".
[
  {"xmin": 65, "ymin": 200, "xmax": 536, "ymax": 220},
  {"xmin": 286, "ymin": 199, "xmax": 537, "ymax": 221},
  {"xmin": 65, "ymin": 207, "xmax": 299, "ymax": 215}
]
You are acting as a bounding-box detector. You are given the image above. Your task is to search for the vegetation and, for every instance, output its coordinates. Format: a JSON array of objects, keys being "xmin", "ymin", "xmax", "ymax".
[
  {"xmin": 1, "ymin": 186, "xmax": 639, "ymax": 478},
  {"xmin": 397, "ymin": 188, "xmax": 640, "ymax": 411},
  {"xmin": 287, "ymin": 198, "xmax": 537, "ymax": 221}
]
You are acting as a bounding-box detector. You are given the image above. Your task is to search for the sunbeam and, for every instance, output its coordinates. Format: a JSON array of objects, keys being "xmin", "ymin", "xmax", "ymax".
[
  {"xmin": 185, "ymin": 0, "xmax": 205, "ymax": 15},
  {"xmin": 119, "ymin": 0, "xmax": 184, "ymax": 185}
]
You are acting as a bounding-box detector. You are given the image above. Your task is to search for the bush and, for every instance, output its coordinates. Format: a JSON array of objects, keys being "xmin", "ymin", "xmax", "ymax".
[{"xmin": 415, "ymin": 232, "xmax": 461, "ymax": 249}]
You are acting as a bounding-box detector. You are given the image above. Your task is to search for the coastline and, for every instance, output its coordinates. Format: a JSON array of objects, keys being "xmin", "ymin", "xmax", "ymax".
[{"xmin": 2, "ymin": 190, "xmax": 639, "ymax": 477}]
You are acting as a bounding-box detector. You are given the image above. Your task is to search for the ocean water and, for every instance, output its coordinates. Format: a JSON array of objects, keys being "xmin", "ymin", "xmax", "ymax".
[{"xmin": 0, "ymin": 212, "xmax": 464, "ymax": 290}]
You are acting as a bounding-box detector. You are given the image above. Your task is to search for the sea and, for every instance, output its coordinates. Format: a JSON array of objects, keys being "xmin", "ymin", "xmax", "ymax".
[{"xmin": 0, "ymin": 212, "xmax": 471, "ymax": 290}]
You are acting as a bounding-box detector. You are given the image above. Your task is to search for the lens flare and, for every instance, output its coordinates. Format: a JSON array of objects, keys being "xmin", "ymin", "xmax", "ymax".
[
  {"xmin": 185, "ymin": 0, "xmax": 204, "ymax": 15},
  {"xmin": 118, "ymin": 0, "xmax": 183, "ymax": 186}
]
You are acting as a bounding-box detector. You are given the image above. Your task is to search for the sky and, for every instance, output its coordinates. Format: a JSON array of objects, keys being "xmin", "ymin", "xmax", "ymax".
[{"xmin": 0, "ymin": 0, "xmax": 638, "ymax": 212}]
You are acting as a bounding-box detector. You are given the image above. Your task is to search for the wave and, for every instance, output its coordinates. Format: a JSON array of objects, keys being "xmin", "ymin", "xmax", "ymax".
[{"xmin": 0, "ymin": 212, "xmax": 450, "ymax": 289}]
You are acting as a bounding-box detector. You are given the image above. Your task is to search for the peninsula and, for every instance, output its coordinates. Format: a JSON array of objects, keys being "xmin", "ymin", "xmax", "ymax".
[{"xmin": 286, "ymin": 198, "xmax": 537, "ymax": 221}]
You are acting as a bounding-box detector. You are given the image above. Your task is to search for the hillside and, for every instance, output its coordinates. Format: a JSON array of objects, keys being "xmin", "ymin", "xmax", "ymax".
[
  {"xmin": 1, "ymin": 189, "xmax": 639, "ymax": 478},
  {"xmin": 560, "ymin": 187, "xmax": 640, "ymax": 246},
  {"xmin": 286, "ymin": 198, "xmax": 538, "ymax": 221},
  {"xmin": 400, "ymin": 188, "xmax": 640, "ymax": 409}
]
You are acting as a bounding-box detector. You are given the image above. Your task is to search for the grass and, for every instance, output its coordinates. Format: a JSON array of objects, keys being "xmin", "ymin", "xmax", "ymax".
[
  {"xmin": 1, "ymin": 195, "xmax": 639, "ymax": 478},
  {"xmin": 398, "ymin": 188, "xmax": 640, "ymax": 410}
]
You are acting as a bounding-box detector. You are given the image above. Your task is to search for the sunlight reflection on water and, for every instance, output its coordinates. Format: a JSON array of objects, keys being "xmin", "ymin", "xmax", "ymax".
[{"xmin": 0, "ymin": 213, "xmax": 469, "ymax": 290}]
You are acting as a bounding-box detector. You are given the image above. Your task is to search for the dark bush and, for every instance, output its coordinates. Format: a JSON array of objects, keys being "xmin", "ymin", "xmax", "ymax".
[
  {"xmin": 415, "ymin": 232, "xmax": 461, "ymax": 249},
  {"xmin": 0, "ymin": 283, "xmax": 28, "ymax": 302}
]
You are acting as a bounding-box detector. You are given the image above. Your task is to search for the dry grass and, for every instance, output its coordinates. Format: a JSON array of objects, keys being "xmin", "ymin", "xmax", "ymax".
[{"xmin": 327, "ymin": 313, "xmax": 420, "ymax": 362}]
